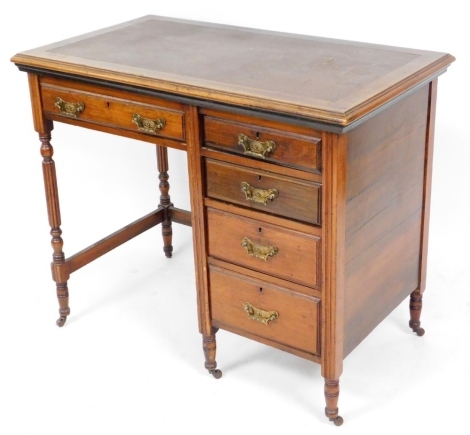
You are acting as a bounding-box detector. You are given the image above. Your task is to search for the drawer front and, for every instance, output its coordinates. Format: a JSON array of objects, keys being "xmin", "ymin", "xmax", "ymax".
[
  {"xmin": 209, "ymin": 265, "xmax": 321, "ymax": 355},
  {"xmin": 207, "ymin": 207, "xmax": 321, "ymax": 288},
  {"xmin": 204, "ymin": 116, "xmax": 321, "ymax": 173},
  {"xmin": 40, "ymin": 83, "xmax": 185, "ymax": 141},
  {"xmin": 205, "ymin": 159, "xmax": 321, "ymax": 225}
]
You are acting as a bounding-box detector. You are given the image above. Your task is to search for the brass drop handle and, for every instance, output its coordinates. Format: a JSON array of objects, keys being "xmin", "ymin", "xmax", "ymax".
[
  {"xmin": 132, "ymin": 113, "xmax": 166, "ymax": 135},
  {"xmin": 241, "ymin": 237, "xmax": 278, "ymax": 261},
  {"xmin": 243, "ymin": 302, "xmax": 279, "ymax": 325},
  {"xmin": 238, "ymin": 134, "xmax": 276, "ymax": 158},
  {"xmin": 241, "ymin": 182, "xmax": 279, "ymax": 205},
  {"xmin": 54, "ymin": 97, "xmax": 85, "ymax": 118}
]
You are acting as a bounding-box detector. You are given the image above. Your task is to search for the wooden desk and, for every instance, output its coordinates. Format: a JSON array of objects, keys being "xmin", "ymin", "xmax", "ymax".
[{"xmin": 11, "ymin": 16, "xmax": 454, "ymax": 425}]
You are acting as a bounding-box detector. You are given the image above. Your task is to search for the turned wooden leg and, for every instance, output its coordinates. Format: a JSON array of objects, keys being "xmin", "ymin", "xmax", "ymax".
[
  {"xmin": 324, "ymin": 378, "xmax": 343, "ymax": 426},
  {"xmin": 203, "ymin": 328, "xmax": 222, "ymax": 379},
  {"xmin": 409, "ymin": 289, "xmax": 425, "ymax": 336},
  {"xmin": 40, "ymin": 131, "xmax": 70, "ymax": 327},
  {"xmin": 156, "ymin": 145, "xmax": 173, "ymax": 258}
]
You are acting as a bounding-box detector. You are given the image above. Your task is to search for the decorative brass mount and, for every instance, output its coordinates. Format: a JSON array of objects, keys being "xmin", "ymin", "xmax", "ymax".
[
  {"xmin": 54, "ymin": 97, "xmax": 85, "ymax": 118},
  {"xmin": 238, "ymin": 133, "xmax": 276, "ymax": 158},
  {"xmin": 132, "ymin": 113, "xmax": 166, "ymax": 135},
  {"xmin": 241, "ymin": 182, "xmax": 279, "ymax": 205},
  {"xmin": 241, "ymin": 237, "xmax": 278, "ymax": 261},
  {"xmin": 243, "ymin": 302, "xmax": 279, "ymax": 325}
]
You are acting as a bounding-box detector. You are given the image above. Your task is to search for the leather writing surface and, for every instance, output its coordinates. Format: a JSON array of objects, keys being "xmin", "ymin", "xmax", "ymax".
[{"xmin": 47, "ymin": 18, "xmax": 418, "ymax": 104}]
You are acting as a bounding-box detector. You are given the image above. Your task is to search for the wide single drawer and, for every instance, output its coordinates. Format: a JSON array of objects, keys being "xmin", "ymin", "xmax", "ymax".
[
  {"xmin": 40, "ymin": 79, "xmax": 185, "ymax": 141},
  {"xmin": 207, "ymin": 207, "xmax": 321, "ymax": 288},
  {"xmin": 205, "ymin": 159, "xmax": 321, "ymax": 225},
  {"xmin": 209, "ymin": 264, "xmax": 321, "ymax": 355},
  {"xmin": 204, "ymin": 116, "xmax": 321, "ymax": 173}
]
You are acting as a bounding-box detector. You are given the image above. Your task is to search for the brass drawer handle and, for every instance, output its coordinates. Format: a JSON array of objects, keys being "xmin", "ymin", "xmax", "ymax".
[
  {"xmin": 238, "ymin": 134, "xmax": 276, "ymax": 158},
  {"xmin": 243, "ymin": 302, "xmax": 279, "ymax": 325},
  {"xmin": 241, "ymin": 237, "xmax": 278, "ymax": 261},
  {"xmin": 132, "ymin": 113, "xmax": 166, "ymax": 135},
  {"xmin": 241, "ymin": 182, "xmax": 279, "ymax": 205},
  {"xmin": 54, "ymin": 97, "xmax": 85, "ymax": 118}
]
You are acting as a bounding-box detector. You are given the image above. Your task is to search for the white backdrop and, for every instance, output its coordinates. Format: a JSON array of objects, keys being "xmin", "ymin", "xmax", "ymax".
[{"xmin": 1, "ymin": 2, "xmax": 468, "ymax": 434}]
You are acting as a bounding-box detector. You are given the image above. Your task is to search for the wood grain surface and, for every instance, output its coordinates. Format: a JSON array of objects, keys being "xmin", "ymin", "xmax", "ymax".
[{"xmin": 343, "ymin": 85, "xmax": 429, "ymax": 356}]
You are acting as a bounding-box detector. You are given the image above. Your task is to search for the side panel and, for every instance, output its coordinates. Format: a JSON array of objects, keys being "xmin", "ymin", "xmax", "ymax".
[{"xmin": 343, "ymin": 84, "xmax": 430, "ymax": 356}]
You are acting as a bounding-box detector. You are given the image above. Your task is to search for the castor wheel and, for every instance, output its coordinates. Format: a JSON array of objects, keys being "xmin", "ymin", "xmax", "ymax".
[
  {"xmin": 56, "ymin": 316, "xmax": 67, "ymax": 327},
  {"xmin": 415, "ymin": 327, "xmax": 425, "ymax": 337},
  {"xmin": 329, "ymin": 416, "xmax": 344, "ymax": 426},
  {"xmin": 210, "ymin": 369, "xmax": 223, "ymax": 379}
]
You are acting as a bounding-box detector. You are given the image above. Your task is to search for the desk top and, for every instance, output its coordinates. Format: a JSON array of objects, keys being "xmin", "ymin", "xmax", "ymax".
[{"xmin": 11, "ymin": 15, "xmax": 454, "ymax": 126}]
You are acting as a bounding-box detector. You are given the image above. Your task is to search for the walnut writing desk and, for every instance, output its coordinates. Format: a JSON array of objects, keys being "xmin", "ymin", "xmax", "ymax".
[{"xmin": 11, "ymin": 16, "xmax": 454, "ymax": 425}]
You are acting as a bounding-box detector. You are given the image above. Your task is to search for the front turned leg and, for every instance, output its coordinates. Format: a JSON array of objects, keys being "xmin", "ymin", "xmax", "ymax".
[
  {"xmin": 324, "ymin": 378, "xmax": 343, "ymax": 426},
  {"xmin": 409, "ymin": 289, "xmax": 425, "ymax": 336},
  {"xmin": 40, "ymin": 132, "xmax": 70, "ymax": 327},
  {"xmin": 203, "ymin": 328, "xmax": 222, "ymax": 379},
  {"xmin": 156, "ymin": 146, "xmax": 173, "ymax": 258}
]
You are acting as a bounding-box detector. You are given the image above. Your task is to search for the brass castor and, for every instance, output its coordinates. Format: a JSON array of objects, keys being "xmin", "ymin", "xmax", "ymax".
[
  {"xmin": 415, "ymin": 327, "xmax": 425, "ymax": 337},
  {"xmin": 329, "ymin": 416, "xmax": 344, "ymax": 426},
  {"xmin": 209, "ymin": 369, "xmax": 222, "ymax": 379},
  {"xmin": 56, "ymin": 316, "xmax": 67, "ymax": 327}
]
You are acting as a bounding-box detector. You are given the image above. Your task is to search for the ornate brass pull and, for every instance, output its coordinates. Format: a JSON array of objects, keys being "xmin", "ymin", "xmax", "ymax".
[
  {"xmin": 241, "ymin": 237, "xmax": 278, "ymax": 261},
  {"xmin": 243, "ymin": 302, "xmax": 279, "ymax": 325},
  {"xmin": 54, "ymin": 97, "xmax": 85, "ymax": 118},
  {"xmin": 238, "ymin": 134, "xmax": 276, "ymax": 158},
  {"xmin": 241, "ymin": 182, "xmax": 279, "ymax": 205},
  {"xmin": 132, "ymin": 113, "xmax": 166, "ymax": 135}
]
